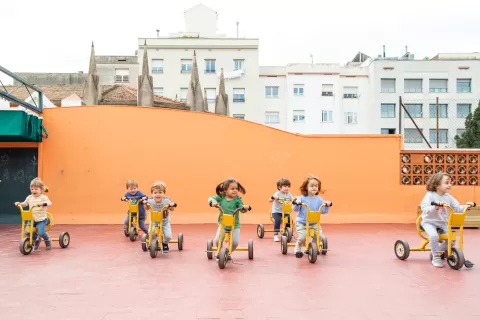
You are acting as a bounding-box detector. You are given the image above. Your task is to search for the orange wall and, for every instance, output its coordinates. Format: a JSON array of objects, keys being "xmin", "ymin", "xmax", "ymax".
[{"xmin": 34, "ymin": 106, "xmax": 478, "ymax": 225}]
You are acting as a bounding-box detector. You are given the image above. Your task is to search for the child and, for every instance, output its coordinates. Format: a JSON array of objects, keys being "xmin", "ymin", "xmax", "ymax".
[
  {"xmin": 420, "ymin": 173, "xmax": 475, "ymax": 268},
  {"xmin": 268, "ymin": 178, "xmax": 294, "ymax": 242},
  {"xmin": 14, "ymin": 177, "xmax": 52, "ymax": 250},
  {"xmin": 293, "ymin": 175, "xmax": 331, "ymax": 258},
  {"xmin": 145, "ymin": 181, "xmax": 176, "ymax": 253},
  {"xmin": 208, "ymin": 178, "xmax": 249, "ymax": 259},
  {"xmin": 121, "ymin": 179, "xmax": 149, "ymax": 235}
]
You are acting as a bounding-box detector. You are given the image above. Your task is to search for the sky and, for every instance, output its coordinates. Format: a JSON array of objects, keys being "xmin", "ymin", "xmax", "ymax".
[{"xmin": 0, "ymin": 0, "xmax": 479, "ymax": 86}]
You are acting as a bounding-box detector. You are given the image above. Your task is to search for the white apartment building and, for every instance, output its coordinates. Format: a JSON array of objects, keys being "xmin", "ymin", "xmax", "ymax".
[
  {"xmin": 259, "ymin": 52, "xmax": 480, "ymax": 148},
  {"xmin": 136, "ymin": 4, "xmax": 261, "ymax": 122}
]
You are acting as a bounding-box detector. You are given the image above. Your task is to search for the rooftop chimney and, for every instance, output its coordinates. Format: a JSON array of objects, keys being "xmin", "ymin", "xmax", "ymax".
[
  {"xmin": 236, "ymin": 21, "xmax": 239, "ymax": 38},
  {"xmin": 383, "ymin": 45, "xmax": 386, "ymax": 58},
  {"xmin": 156, "ymin": 29, "xmax": 160, "ymax": 38}
]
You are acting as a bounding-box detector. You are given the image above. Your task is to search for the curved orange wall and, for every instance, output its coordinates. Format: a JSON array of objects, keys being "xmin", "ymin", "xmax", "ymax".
[{"xmin": 38, "ymin": 106, "xmax": 478, "ymax": 224}]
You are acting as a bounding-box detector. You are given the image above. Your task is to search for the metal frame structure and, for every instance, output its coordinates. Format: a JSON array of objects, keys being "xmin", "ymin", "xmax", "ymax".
[{"xmin": 0, "ymin": 65, "xmax": 43, "ymax": 113}]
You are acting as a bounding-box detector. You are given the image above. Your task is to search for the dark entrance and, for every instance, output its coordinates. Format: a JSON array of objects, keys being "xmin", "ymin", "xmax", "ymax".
[{"xmin": 0, "ymin": 148, "xmax": 38, "ymax": 224}]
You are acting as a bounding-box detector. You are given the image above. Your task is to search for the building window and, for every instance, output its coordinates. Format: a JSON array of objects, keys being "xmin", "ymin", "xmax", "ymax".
[
  {"xmin": 457, "ymin": 104, "xmax": 471, "ymax": 118},
  {"xmin": 233, "ymin": 88, "xmax": 245, "ymax": 102},
  {"xmin": 233, "ymin": 114, "xmax": 245, "ymax": 119},
  {"xmin": 293, "ymin": 110, "xmax": 305, "ymax": 123},
  {"xmin": 180, "ymin": 88, "xmax": 188, "ymax": 102},
  {"xmin": 381, "ymin": 104, "xmax": 396, "ymax": 118},
  {"xmin": 381, "ymin": 128, "xmax": 396, "ymax": 134},
  {"xmin": 115, "ymin": 69, "xmax": 129, "ymax": 83},
  {"xmin": 265, "ymin": 111, "xmax": 280, "ymax": 124},
  {"xmin": 403, "ymin": 104, "xmax": 423, "ymax": 118},
  {"xmin": 293, "ymin": 85, "xmax": 304, "ymax": 96},
  {"xmin": 181, "ymin": 59, "xmax": 192, "ymax": 73},
  {"xmin": 265, "ymin": 86, "xmax": 279, "ymax": 98},
  {"xmin": 343, "ymin": 86, "xmax": 358, "ymax": 99},
  {"xmin": 429, "ymin": 129, "xmax": 449, "ymax": 144},
  {"xmin": 381, "ymin": 79, "xmax": 395, "ymax": 93},
  {"xmin": 429, "ymin": 79, "xmax": 448, "ymax": 93},
  {"xmin": 322, "ymin": 84, "xmax": 333, "ymax": 96},
  {"xmin": 404, "ymin": 79, "xmax": 422, "ymax": 93},
  {"xmin": 429, "ymin": 104, "xmax": 448, "ymax": 118},
  {"xmin": 457, "ymin": 79, "xmax": 472, "ymax": 93},
  {"xmin": 205, "ymin": 88, "xmax": 216, "ymax": 103},
  {"xmin": 321, "ymin": 110, "xmax": 333, "ymax": 122},
  {"xmin": 153, "ymin": 87, "xmax": 164, "ymax": 96},
  {"xmin": 456, "ymin": 128, "xmax": 466, "ymax": 138},
  {"xmin": 344, "ymin": 112, "xmax": 358, "ymax": 124},
  {"xmin": 205, "ymin": 59, "xmax": 216, "ymax": 73},
  {"xmin": 233, "ymin": 59, "xmax": 245, "ymax": 71},
  {"xmin": 151, "ymin": 59, "xmax": 164, "ymax": 73},
  {"xmin": 404, "ymin": 128, "xmax": 423, "ymax": 143}
]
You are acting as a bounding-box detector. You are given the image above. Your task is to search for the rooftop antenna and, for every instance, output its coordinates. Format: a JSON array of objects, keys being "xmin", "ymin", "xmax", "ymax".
[
  {"xmin": 156, "ymin": 29, "xmax": 160, "ymax": 38},
  {"xmin": 405, "ymin": 45, "xmax": 408, "ymax": 54},
  {"xmin": 383, "ymin": 45, "xmax": 386, "ymax": 58},
  {"xmin": 309, "ymin": 54, "xmax": 314, "ymax": 66},
  {"xmin": 236, "ymin": 21, "xmax": 239, "ymax": 38}
]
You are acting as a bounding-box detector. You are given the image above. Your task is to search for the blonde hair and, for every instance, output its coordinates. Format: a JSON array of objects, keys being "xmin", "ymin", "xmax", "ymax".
[
  {"xmin": 151, "ymin": 181, "xmax": 166, "ymax": 193},
  {"xmin": 426, "ymin": 173, "xmax": 450, "ymax": 192},
  {"xmin": 30, "ymin": 177, "xmax": 48, "ymax": 193},
  {"xmin": 126, "ymin": 180, "xmax": 138, "ymax": 189}
]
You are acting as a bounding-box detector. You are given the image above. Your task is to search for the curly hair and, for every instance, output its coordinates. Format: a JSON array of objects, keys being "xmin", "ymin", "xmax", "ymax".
[
  {"xmin": 299, "ymin": 174, "xmax": 321, "ymax": 196},
  {"xmin": 426, "ymin": 173, "xmax": 450, "ymax": 192}
]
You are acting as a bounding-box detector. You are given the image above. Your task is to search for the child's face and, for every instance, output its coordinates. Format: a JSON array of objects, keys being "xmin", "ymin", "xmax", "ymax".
[
  {"xmin": 307, "ymin": 179, "xmax": 319, "ymax": 196},
  {"xmin": 437, "ymin": 176, "xmax": 452, "ymax": 194},
  {"xmin": 152, "ymin": 188, "xmax": 165, "ymax": 202},
  {"xmin": 30, "ymin": 186, "xmax": 41, "ymax": 196},
  {"xmin": 225, "ymin": 183, "xmax": 238, "ymax": 198},
  {"xmin": 279, "ymin": 185, "xmax": 290, "ymax": 193},
  {"xmin": 128, "ymin": 185, "xmax": 138, "ymax": 195}
]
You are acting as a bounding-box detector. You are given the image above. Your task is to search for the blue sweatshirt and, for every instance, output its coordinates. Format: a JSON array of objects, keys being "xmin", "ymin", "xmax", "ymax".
[
  {"xmin": 293, "ymin": 195, "xmax": 329, "ymax": 225},
  {"xmin": 124, "ymin": 190, "xmax": 147, "ymax": 219}
]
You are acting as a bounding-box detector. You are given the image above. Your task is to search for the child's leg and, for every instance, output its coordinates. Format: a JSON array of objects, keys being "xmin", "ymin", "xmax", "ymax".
[
  {"xmin": 162, "ymin": 219, "xmax": 172, "ymax": 244},
  {"xmin": 285, "ymin": 213, "xmax": 291, "ymax": 228},
  {"xmin": 214, "ymin": 226, "xmax": 223, "ymax": 246},
  {"xmin": 232, "ymin": 228, "xmax": 240, "ymax": 252},
  {"xmin": 272, "ymin": 212, "xmax": 282, "ymax": 235},
  {"xmin": 123, "ymin": 213, "xmax": 129, "ymax": 230},
  {"xmin": 295, "ymin": 222, "xmax": 306, "ymax": 257},
  {"xmin": 36, "ymin": 219, "xmax": 51, "ymax": 249},
  {"xmin": 139, "ymin": 218, "xmax": 149, "ymax": 234},
  {"xmin": 421, "ymin": 222, "xmax": 443, "ymax": 267},
  {"xmin": 437, "ymin": 225, "xmax": 453, "ymax": 251}
]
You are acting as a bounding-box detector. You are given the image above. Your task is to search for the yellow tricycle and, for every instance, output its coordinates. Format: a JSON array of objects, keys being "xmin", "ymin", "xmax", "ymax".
[
  {"xmin": 122, "ymin": 198, "xmax": 146, "ymax": 242},
  {"xmin": 257, "ymin": 197, "xmax": 294, "ymax": 243},
  {"xmin": 281, "ymin": 200, "xmax": 331, "ymax": 263},
  {"xmin": 206, "ymin": 203, "xmax": 253, "ymax": 269},
  {"xmin": 17, "ymin": 204, "xmax": 70, "ymax": 255},
  {"xmin": 394, "ymin": 201, "xmax": 476, "ymax": 270},
  {"xmin": 141, "ymin": 201, "xmax": 184, "ymax": 258}
]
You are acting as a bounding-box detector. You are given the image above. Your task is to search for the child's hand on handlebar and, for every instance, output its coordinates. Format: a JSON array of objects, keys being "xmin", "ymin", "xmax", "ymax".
[
  {"xmin": 466, "ymin": 201, "xmax": 476, "ymax": 208},
  {"xmin": 14, "ymin": 202, "xmax": 20, "ymax": 206},
  {"xmin": 435, "ymin": 202, "xmax": 444, "ymax": 210},
  {"xmin": 211, "ymin": 201, "xmax": 219, "ymax": 208},
  {"xmin": 121, "ymin": 197, "xmax": 127, "ymax": 201},
  {"xmin": 242, "ymin": 205, "xmax": 250, "ymax": 210},
  {"xmin": 294, "ymin": 198, "xmax": 301, "ymax": 205},
  {"xmin": 325, "ymin": 201, "xmax": 332, "ymax": 206}
]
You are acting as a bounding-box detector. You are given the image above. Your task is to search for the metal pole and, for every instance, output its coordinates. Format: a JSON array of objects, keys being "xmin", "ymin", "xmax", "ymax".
[
  {"xmin": 398, "ymin": 96, "xmax": 402, "ymax": 134},
  {"xmin": 436, "ymin": 97, "xmax": 439, "ymax": 149}
]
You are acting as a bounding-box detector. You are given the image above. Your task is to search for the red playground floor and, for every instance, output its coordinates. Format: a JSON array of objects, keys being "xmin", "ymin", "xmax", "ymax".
[{"xmin": 0, "ymin": 223, "xmax": 479, "ymax": 320}]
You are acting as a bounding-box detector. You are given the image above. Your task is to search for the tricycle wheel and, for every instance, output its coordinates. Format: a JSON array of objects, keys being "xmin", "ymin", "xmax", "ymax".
[
  {"xmin": 141, "ymin": 234, "xmax": 148, "ymax": 252},
  {"xmin": 248, "ymin": 239, "xmax": 253, "ymax": 260},
  {"xmin": 124, "ymin": 228, "xmax": 129, "ymax": 237},
  {"xmin": 150, "ymin": 238, "xmax": 158, "ymax": 259},
  {"xmin": 178, "ymin": 233, "xmax": 184, "ymax": 251},
  {"xmin": 218, "ymin": 247, "xmax": 228, "ymax": 269},
  {"xmin": 256, "ymin": 224, "xmax": 264, "ymax": 239},
  {"xmin": 447, "ymin": 247, "xmax": 465, "ymax": 270},
  {"xmin": 206, "ymin": 240, "xmax": 213, "ymax": 260},
  {"xmin": 59, "ymin": 232, "xmax": 70, "ymax": 248},
  {"xmin": 19, "ymin": 237, "xmax": 33, "ymax": 255},
  {"xmin": 394, "ymin": 240, "xmax": 410, "ymax": 260},
  {"xmin": 281, "ymin": 235, "xmax": 288, "ymax": 255},
  {"xmin": 285, "ymin": 227, "xmax": 293, "ymax": 243},
  {"xmin": 308, "ymin": 241, "xmax": 318, "ymax": 263},
  {"xmin": 129, "ymin": 227, "xmax": 137, "ymax": 242},
  {"xmin": 320, "ymin": 236, "xmax": 328, "ymax": 255}
]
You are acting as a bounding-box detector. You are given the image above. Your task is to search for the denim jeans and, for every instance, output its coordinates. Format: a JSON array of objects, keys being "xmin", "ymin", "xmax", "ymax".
[
  {"xmin": 272, "ymin": 212, "xmax": 291, "ymax": 234},
  {"xmin": 25, "ymin": 218, "xmax": 50, "ymax": 241},
  {"xmin": 124, "ymin": 213, "xmax": 149, "ymax": 234}
]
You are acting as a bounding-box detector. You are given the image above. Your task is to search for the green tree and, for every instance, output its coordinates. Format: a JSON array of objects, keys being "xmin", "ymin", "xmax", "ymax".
[{"xmin": 455, "ymin": 100, "xmax": 480, "ymax": 148}]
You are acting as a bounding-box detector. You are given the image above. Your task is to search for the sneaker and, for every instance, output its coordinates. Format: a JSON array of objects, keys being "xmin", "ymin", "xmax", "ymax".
[
  {"xmin": 432, "ymin": 255, "xmax": 443, "ymax": 268},
  {"xmin": 295, "ymin": 251, "xmax": 304, "ymax": 258},
  {"xmin": 273, "ymin": 235, "xmax": 280, "ymax": 242},
  {"xmin": 163, "ymin": 243, "xmax": 169, "ymax": 253},
  {"xmin": 45, "ymin": 240, "xmax": 52, "ymax": 250},
  {"xmin": 33, "ymin": 237, "xmax": 41, "ymax": 250},
  {"xmin": 216, "ymin": 255, "xmax": 219, "ymax": 261}
]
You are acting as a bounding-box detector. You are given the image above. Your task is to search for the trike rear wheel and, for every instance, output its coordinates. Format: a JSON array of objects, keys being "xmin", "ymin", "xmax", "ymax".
[
  {"xmin": 281, "ymin": 236, "xmax": 288, "ymax": 255},
  {"xmin": 284, "ymin": 227, "xmax": 293, "ymax": 243},
  {"xmin": 59, "ymin": 232, "xmax": 70, "ymax": 248},
  {"xmin": 206, "ymin": 240, "xmax": 213, "ymax": 260},
  {"xmin": 178, "ymin": 233, "xmax": 184, "ymax": 251},
  {"xmin": 248, "ymin": 239, "xmax": 254, "ymax": 260},
  {"xmin": 320, "ymin": 236, "xmax": 328, "ymax": 255},
  {"xmin": 394, "ymin": 240, "xmax": 410, "ymax": 260},
  {"xmin": 256, "ymin": 224, "xmax": 265, "ymax": 239}
]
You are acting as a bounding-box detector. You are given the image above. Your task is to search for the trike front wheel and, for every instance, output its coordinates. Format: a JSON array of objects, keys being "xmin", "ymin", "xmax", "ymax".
[
  {"xmin": 19, "ymin": 237, "xmax": 33, "ymax": 255},
  {"xmin": 447, "ymin": 247, "xmax": 465, "ymax": 270}
]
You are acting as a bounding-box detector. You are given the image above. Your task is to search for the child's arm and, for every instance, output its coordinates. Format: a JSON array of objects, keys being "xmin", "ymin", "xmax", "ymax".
[
  {"xmin": 293, "ymin": 195, "xmax": 302, "ymax": 212},
  {"xmin": 42, "ymin": 195, "xmax": 52, "ymax": 207},
  {"xmin": 165, "ymin": 197, "xmax": 176, "ymax": 211},
  {"xmin": 319, "ymin": 196, "xmax": 330, "ymax": 214},
  {"xmin": 208, "ymin": 195, "xmax": 222, "ymax": 206},
  {"xmin": 121, "ymin": 192, "xmax": 130, "ymax": 201},
  {"xmin": 269, "ymin": 191, "xmax": 280, "ymax": 202},
  {"xmin": 15, "ymin": 195, "xmax": 31, "ymax": 207},
  {"xmin": 420, "ymin": 192, "xmax": 436, "ymax": 215},
  {"xmin": 448, "ymin": 195, "xmax": 467, "ymax": 213},
  {"xmin": 135, "ymin": 191, "xmax": 147, "ymax": 200}
]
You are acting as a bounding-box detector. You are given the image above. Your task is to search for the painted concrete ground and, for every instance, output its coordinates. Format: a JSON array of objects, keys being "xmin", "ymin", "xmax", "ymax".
[{"xmin": 0, "ymin": 224, "xmax": 479, "ymax": 320}]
